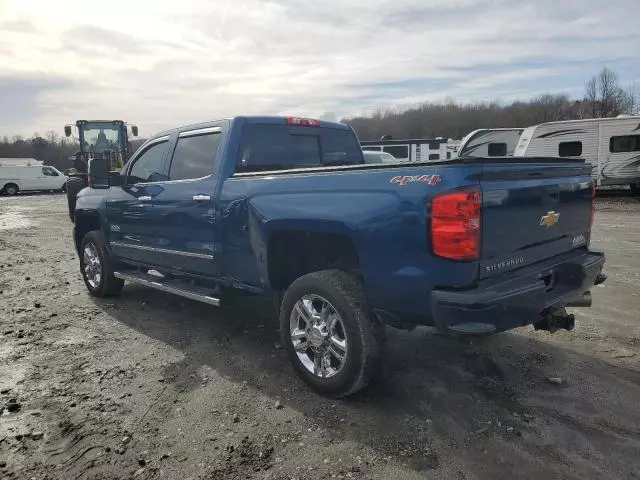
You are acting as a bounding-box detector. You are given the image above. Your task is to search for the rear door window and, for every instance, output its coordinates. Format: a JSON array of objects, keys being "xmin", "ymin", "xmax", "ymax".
[
  {"xmin": 169, "ymin": 131, "xmax": 221, "ymax": 180},
  {"xmin": 237, "ymin": 124, "xmax": 362, "ymax": 172}
]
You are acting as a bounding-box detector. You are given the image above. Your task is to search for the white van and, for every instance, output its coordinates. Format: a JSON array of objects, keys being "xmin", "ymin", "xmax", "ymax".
[{"xmin": 0, "ymin": 164, "xmax": 68, "ymax": 195}]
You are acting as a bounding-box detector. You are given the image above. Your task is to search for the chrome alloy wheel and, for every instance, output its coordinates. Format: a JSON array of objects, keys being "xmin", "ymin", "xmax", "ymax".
[
  {"xmin": 289, "ymin": 294, "xmax": 348, "ymax": 378},
  {"xmin": 83, "ymin": 242, "xmax": 102, "ymax": 289}
]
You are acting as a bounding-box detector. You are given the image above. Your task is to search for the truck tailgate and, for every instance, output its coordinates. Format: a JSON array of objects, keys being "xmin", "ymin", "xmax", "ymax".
[{"xmin": 479, "ymin": 162, "xmax": 593, "ymax": 279}]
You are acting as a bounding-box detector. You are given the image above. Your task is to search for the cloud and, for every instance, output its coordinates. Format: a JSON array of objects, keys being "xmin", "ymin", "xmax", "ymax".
[
  {"xmin": 0, "ymin": 74, "xmax": 75, "ymax": 136},
  {"xmin": 0, "ymin": 0, "xmax": 638, "ymax": 137}
]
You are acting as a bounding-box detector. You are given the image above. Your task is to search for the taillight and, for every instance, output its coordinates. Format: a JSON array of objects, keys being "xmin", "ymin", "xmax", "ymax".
[
  {"xmin": 286, "ymin": 117, "xmax": 320, "ymax": 127},
  {"xmin": 431, "ymin": 189, "xmax": 481, "ymax": 261},
  {"xmin": 590, "ymin": 183, "xmax": 596, "ymax": 228}
]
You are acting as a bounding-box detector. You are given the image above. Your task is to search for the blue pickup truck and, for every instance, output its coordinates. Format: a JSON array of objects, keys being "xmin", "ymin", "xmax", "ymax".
[{"xmin": 73, "ymin": 116, "xmax": 606, "ymax": 397}]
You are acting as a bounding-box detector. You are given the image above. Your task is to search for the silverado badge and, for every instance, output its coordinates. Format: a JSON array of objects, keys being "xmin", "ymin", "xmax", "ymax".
[{"xmin": 540, "ymin": 211, "xmax": 560, "ymax": 227}]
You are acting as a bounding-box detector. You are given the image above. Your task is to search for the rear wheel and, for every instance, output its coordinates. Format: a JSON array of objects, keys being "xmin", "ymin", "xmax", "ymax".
[
  {"xmin": 631, "ymin": 184, "xmax": 640, "ymax": 196},
  {"xmin": 279, "ymin": 270, "xmax": 385, "ymax": 398},
  {"xmin": 2, "ymin": 183, "xmax": 19, "ymax": 196},
  {"xmin": 66, "ymin": 177, "xmax": 85, "ymax": 222},
  {"xmin": 80, "ymin": 230, "xmax": 124, "ymax": 297}
]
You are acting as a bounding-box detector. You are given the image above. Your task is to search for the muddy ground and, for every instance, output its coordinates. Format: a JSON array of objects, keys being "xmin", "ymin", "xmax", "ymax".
[{"xmin": 1, "ymin": 192, "xmax": 639, "ymax": 480}]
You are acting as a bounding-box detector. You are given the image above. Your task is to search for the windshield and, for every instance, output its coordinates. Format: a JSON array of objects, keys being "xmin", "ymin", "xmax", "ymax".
[{"xmin": 81, "ymin": 124, "xmax": 122, "ymax": 154}]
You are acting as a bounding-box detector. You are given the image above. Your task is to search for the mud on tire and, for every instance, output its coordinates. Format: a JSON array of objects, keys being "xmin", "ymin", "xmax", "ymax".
[{"xmin": 279, "ymin": 269, "xmax": 385, "ymax": 398}]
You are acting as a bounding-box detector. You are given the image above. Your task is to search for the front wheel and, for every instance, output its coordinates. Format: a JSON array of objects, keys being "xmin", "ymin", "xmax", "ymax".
[
  {"xmin": 280, "ymin": 270, "xmax": 385, "ymax": 398},
  {"xmin": 80, "ymin": 231, "xmax": 124, "ymax": 297}
]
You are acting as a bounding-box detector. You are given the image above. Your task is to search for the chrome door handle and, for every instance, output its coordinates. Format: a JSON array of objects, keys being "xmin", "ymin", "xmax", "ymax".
[
  {"xmin": 192, "ymin": 195, "xmax": 211, "ymax": 202},
  {"xmin": 138, "ymin": 196, "xmax": 152, "ymax": 201}
]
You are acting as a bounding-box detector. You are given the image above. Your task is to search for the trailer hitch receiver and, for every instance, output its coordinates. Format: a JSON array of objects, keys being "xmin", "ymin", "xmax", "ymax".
[{"xmin": 534, "ymin": 308, "xmax": 575, "ymax": 333}]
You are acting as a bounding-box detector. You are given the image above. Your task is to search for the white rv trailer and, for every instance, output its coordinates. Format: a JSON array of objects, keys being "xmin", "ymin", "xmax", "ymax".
[
  {"xmin": 360, "ymin": 138, "xmax": 451, "ymax": 162},
  {"xmin": 457, "ymin": 128, "xmax": 524, "ymax": 158},
  {"xmin": 514, "ymin": 115, "xmax": 640, "ymax": 190}
]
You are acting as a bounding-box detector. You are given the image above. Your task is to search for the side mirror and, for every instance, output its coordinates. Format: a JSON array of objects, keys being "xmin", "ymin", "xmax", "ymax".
[
  {"xmin": 64, "ymin": 125, "xmax": 72, "ymax": 137},
  {"xmin": 131, "ymin": 125, "xmax": 139, "ymax": 137},
  {"xmin": 87, "ymin": 158, "xmax": 110, "ymax": 189}
]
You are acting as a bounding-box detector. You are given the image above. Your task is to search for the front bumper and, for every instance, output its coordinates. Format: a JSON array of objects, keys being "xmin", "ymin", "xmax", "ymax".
[{"xmin": 431, "ymin": 249, "xmax": 605, "ymax": 335}]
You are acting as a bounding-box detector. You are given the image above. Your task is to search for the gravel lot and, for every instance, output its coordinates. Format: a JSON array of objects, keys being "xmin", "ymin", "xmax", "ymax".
[{"xmin": 1, "ymin": 192, "xmax": 639, "ymax": 480}]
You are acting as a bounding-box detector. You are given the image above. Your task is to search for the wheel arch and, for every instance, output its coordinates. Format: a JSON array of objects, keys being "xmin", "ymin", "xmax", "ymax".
[
  {"xmin": 2, "ymin": 182, "xmax": 19, "ymax": 194},
  {"xmin": 74, "ymin": 210, "xmax": 104, "ymax": 256},
  {"xmin": 264, "ymin": 223, "xmax": 361, "ymax": 291}
]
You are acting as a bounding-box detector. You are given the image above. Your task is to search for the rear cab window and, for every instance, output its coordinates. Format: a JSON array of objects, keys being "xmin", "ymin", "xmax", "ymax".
[{"xmin": 236, "ymin": 123, "xmax": 363, "ymax": 173}]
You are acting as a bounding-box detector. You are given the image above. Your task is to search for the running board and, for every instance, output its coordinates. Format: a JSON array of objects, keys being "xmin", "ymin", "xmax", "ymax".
[{"xmin": 114, "ymin": 271, "xmax": 221, "ymax": 306}]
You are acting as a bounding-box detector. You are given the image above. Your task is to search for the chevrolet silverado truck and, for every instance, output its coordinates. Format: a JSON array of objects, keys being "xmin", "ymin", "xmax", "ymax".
[{"xmin": 72, "ymin": 116, "xmax": 606, "ymax": 397}]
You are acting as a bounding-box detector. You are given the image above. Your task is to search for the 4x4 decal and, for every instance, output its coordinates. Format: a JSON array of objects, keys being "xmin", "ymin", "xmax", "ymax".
[{"xmin": 390, "ymin": 174, "xmax": 442, "ymax": 186}]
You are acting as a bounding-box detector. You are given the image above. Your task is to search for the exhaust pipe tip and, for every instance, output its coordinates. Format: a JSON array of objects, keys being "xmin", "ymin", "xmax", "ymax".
[{"xmin": 567, "ymin": 291, "xmax": 592, "ymax": 308}]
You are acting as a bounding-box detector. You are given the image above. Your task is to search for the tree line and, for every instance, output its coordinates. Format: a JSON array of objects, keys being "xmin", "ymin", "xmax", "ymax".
[
  {"xmin": 342, "ymin": 67, "xmax": 638, "ymax": 140},
  {"xmin": 0, "ymin": 68, "xmax": 637, "ymax": 168},
  {"xmin": 0, "ymin": 131, "xmax": 147, "ymax": 172}
]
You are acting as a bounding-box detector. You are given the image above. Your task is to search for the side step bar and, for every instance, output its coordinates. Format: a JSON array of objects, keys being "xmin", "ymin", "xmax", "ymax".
[{"xmin": 114, "ymin": 271, "xmax": 221, "ymax": 307}]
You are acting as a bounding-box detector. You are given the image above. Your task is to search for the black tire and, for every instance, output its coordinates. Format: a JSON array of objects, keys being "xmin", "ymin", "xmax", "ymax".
[
  {"xmin": 631, "ymin": 184, "xmax": 640, "ymax": 196},
  {"xmin": 2, "ymin": 183, "xmax": 19, "ymax": 196},
  {"xmin": 279, "ymin": 270, "xmax": 385, "ymax": 398},
  {"xmin": 79, "ymin": 230, "xmax": 124, "ymax": 297},
  {"xmin": 66, "ymin": 177, "xmax": 85, "ymax": 222}
]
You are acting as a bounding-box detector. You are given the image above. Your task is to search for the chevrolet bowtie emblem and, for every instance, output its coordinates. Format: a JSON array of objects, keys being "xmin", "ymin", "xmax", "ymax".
[{"xmin": 540, "ymin": 211, "xmax": 560, "ymax": 227}]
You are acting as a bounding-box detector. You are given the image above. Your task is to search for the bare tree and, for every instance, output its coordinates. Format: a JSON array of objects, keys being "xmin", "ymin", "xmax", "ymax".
[
  {"xmin": 626, "ymin": 83, "xmax": 638, "ymax": 115},
  {"xmin": 585, "ymin": 77, "xmax": 598, "ymax": 118},
  {"xmin": 598, "ymin": 67, "xmax": 620, "ymax": 117}
]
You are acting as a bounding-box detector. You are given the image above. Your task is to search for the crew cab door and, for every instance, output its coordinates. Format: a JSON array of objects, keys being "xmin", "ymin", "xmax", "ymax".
[
  {"xmin": 146, "ymin": 126, "xmax": 222, "ymax": 276},
  {"xmin": 105, "ymin": 137, "xmax": 171, "ymax": 264}
]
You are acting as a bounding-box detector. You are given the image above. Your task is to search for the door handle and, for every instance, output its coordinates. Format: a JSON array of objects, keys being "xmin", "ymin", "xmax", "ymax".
[
  {"xmin": 138, "ymin": 196, "xmax": 152, "ymax": 201},
  {"xmin": 192, "ymin": 195, "xmax": 211, "ymax": 202}
]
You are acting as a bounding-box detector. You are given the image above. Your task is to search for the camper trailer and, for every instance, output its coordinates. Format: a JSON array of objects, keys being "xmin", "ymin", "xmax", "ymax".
[
  {"xmin": 457, "ymin": 128, "xmax": 524, "ymax": 158},
  {"xmin": 360, "ymin": 138, "xmax": 451, "ymax": 162},
  {"xmin": 514, "ymin": 116, "xmax": 640, "ymax": 191}
]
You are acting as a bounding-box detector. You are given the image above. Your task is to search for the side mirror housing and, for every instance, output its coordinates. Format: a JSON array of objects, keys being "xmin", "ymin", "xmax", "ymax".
[
  {"xmin": 131, "ymin": 125, "xmax": 139, "ymax": 137},
  {"xmin": 64, "ymin": 125, "xmax": 72, "ymax": 137},
  {"xmin": 87, "ymin": 158, "xmax": 110, "ymax": 189}
]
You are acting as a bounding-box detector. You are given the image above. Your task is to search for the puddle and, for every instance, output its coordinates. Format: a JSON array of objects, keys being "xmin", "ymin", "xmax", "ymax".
[{"xmin": 0, "ymin": 207, "xmax": 34, "ymax": 230}]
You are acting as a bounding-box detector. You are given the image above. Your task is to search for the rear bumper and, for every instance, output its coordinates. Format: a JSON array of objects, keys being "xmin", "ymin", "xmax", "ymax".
[{"xmin": 431, "ymin": 249, "xmax": 605, "ymax": 335}]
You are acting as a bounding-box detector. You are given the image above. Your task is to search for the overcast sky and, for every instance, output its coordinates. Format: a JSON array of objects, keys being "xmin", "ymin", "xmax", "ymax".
[{"xmin": 1, "ymin": 0, "xmax": 639, "ymax": 137}]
